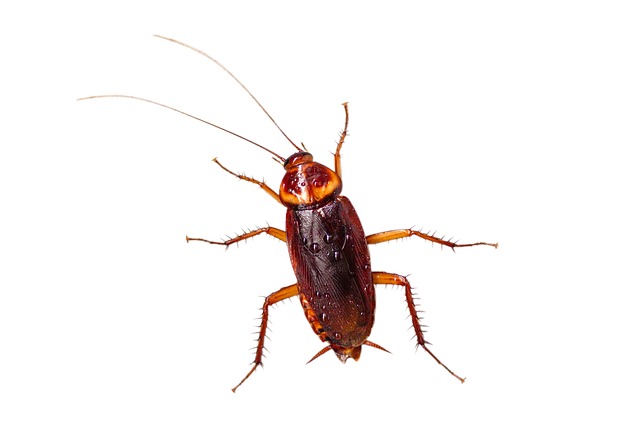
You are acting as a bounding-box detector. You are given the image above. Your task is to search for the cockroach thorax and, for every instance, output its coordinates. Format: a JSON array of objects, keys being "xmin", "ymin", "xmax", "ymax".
[{"xmin": 280, "ymin": 153, "xmax": 342, "ymax": 209}]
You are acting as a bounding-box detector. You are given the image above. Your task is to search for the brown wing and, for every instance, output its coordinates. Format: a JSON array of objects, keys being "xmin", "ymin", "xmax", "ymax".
[{"xmin": 286, "ymin": 196, "xmax": 375, "ymax": 348}]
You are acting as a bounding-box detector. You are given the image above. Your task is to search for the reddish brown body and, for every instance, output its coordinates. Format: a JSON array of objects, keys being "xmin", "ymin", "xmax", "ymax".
[
  {"xmin": 280, "ymin": 151, "xmax": 375, "ymax": 361},
  {"xmin": 287, "ymin": 195, "xmax": 374, "ymax": 361},
  {"xmin": 80, "ymin": 35, "xmax": 497, "ymax": 393}
]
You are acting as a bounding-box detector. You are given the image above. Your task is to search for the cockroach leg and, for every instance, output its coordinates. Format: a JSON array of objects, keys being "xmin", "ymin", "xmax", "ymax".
[
  {"xmin": 186, "ymin": 226, "xmax": 286, "ymax": 245},
  {"xmin": 372, "ymin": 271, "xmax": 466, "ymax": 383},
  {"xmin": 232, "ymin": 283, "xmax": 299, "ymax": 393},
  {"xmin": 333, "ymin": 102, "xmax": 349, "ymax": 179},
  {"xmin": 366, "ymin": 229, "xmax": 498, "ymax": 251},
  {"xmin": 213, "ymin": 158, "xmax": 281, "ymax": 204}
]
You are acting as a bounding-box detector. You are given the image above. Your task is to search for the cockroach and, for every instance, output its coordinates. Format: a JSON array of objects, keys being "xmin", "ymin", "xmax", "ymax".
[{"xmin": 80, "ymin": 35, "xmax": 498, "ymax": 392}]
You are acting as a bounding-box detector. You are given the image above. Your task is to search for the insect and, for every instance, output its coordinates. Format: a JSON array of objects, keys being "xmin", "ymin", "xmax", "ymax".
[{"xmin": 80, "ymin": 35, "xmax": 498, "ymax": 392}]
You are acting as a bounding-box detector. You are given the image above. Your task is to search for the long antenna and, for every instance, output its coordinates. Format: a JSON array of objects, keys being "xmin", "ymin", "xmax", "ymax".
[
  {"xmin": 154, "ymin": 35, "xmax": 302, "ymax": 152},
  {"xmin": 77, "ymin": 94, "xmax": 286, "ymax": 162}
]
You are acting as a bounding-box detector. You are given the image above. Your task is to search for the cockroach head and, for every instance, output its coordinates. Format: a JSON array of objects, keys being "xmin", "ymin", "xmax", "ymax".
[{"xmin": 283, "ymin": 151, "xmax": 314, "ymax": 169}]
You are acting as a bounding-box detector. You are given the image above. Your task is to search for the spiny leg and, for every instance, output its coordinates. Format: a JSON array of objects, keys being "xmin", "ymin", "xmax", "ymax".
[
  {"xmin": 367, "ymin": 229, "xmax": 498, "ymax": 251},
  {"xmin": 232, "ymin": 283, "xmax": 298, "ymax": 393},
  {"xmin": 213, "ymin": 157, "xmax": 281, "ymax": 204},
  {"xmin": 372, "ymin": 271, "xmax": 465, "ymax": 383},
  {"xmin": 186, "ymin": 226, "xmax": 286, "ymax": 246},
  {"xmin": 333, "ymin": 102, "xmax": 349, "ymax": 179}
]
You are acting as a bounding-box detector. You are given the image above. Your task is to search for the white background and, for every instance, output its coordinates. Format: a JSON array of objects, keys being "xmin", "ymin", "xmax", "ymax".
[{"xmin": 2, "ymin": 1, "xmax": 639, "ymax": 425}]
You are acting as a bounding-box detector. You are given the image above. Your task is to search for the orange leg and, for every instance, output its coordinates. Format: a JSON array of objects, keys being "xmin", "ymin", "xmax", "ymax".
[
  {"xmin": 232, "ymin": 283, "xmax": 299, "ymax": 392},
  {"xmin": 372, "ymin": 271, "xmax": 465, "ymax": 383},
  {"xmin": 186, "ymin": 226, "xmax": 286, "ymax": 246},
  {"xmin": 367, "ymin": 229, "xmax": 498, "ymax": 251},
  {"xmin": 333, "ymin": 102, "xmax": 349, "ymax": 179},
  {"xmin": 213, "ymin": 157, "xmax": 281, "ymax": 204}
]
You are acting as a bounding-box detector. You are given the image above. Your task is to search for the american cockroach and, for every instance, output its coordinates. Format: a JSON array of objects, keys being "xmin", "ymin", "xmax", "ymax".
[{"xmin": 80, "ymin": 35, "xmax": 498, "ymax": 392}]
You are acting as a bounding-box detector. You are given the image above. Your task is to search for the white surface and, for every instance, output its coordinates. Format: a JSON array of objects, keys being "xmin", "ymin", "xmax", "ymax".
[{"xmin": 2, "ymin": 1, "xmax": 639, "ymax": 425}]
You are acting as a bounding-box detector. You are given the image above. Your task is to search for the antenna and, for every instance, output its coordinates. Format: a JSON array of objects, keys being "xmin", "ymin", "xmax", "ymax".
[
  {"xmin": 153, "ymin": 35, "xmax": 302, "ymax": 152},
  {"xmin": 78, "ymin": 94, "xmax": 286, "ymax": 162}
]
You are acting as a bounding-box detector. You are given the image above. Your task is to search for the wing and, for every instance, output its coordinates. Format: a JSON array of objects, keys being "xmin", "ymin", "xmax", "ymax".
[{"xmin": 286, "ymin": 196, "xmax": 375, "ymax": 347}]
